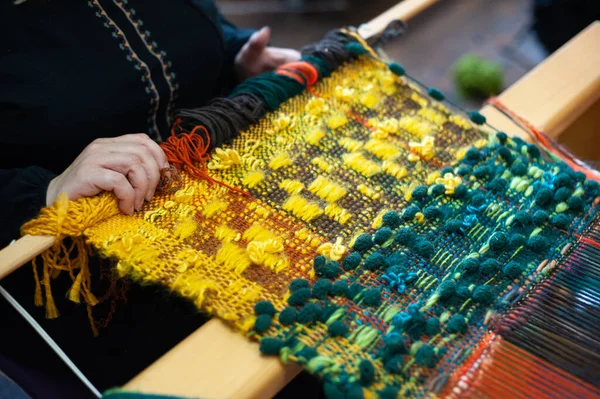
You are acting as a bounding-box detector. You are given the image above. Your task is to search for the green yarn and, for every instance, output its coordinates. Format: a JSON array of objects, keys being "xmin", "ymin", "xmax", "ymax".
[
  {"xmin": 359, "ymin": 359, "xmax": 376, "ymax": 385},
  {"xmin": 374, "ymin": 227, "xmax": 393, "ymax": 245},
  {"xmin": 413, "ymin": 239, "xmax": 434, "ymax": 258},
  {"xmin": 551, "ymin": 213, "xmax": 572, "ymax": 229},
  {"xmin": 395, "ymin": 228, "xmax": 416, "ymax": 245},
  {"xmin": 509, "ymin": 233, "xmax": 526, "ymax": 248},
  {"xmin": 259, "ymin": 337, "xmax": 285, "ymax": 355},
  {"xmin": 324, "ymin": 261, "xmax": 343, "ymax": 279},
  {"xmin": 411, "ymin": 185, "xmax": 428, "ymax": 201},
  {"xmin": 510, "ymin": 161, "xmax": 527, "ymax": 176},
  {"xmin": 362, "ymin": 288, "xmax": 382, "ymax": 306},
  {"xmin": 496, "ymin": 131, "xmax": 508, "ymax": 144},
  {"xmin": 378, "ymin": 386, "xmax": 400, "ymax": 399},
  {"xmin": 364, "ymin": 252, "xmax": 386, "ymax": 271},
  {"xmin": 353, "ymin": 233, "xmax": 374, "ymax": 252},
  {"xmin": 345, "ymin": 42, "xmax": 367, "ymax": 56},
  {"xmin": 535, "ymin": 187, "xmax": 554, "ymax": 206},
  {"xmin": 289, "ymin": 278, "xmax": 311, "ymax": 292},
  {"xmin": 297, "ymin": 303, "xmax": 322, "ymax": 324},
  {"xmin": 388, "ymin": 62, "xmax": 405, "ymax": 76},
  {"xmin": 568, "ymin": 196, "xmax": 584, "ymax": 210},
  {"xmin": 254, "ymin": 314, "xmax": 272, "ymax": 333},
  {"xmin": 313, "ymin": 278, "xmax": 333, "ymax": 299},
  {"xmin": 466, "ymin": 147, "xmax": 480, "ymax": 161},
  {"xmin": 328, "ymin": 320, "xmax": 349, "ymax": 337},
  {"xmin": 430, "ymin": 184, "xmax": 446, "ymax": 197},
  {"xmin": 554, "ymin": 187, "xmax": 571, "ymax": 202},
  {"xmin": 527, "ymin": 144, "xmax": 541, "ymax": 158},
  {"xmin": 383, "ymin": 355, "xmax": 404, "ymax": 374},
  {"xmin": 498, "ymin": 147, "xmax": 514, "ymax": 165},
  {"xmin": 348, "ymin": 283, "xmax": 364, "ymax": 300},
  {"xmin": 457, "ymin": 165, "xmax": 472, "ymax": 176},
  {"xmin": 456, "ymin": 285, "xmax": 471, "ymax": 299},
  {"xmin": 230, "ymin": 73, "xmax": 304, "ymax": 110},
  {"xmin": 423, "ymin": 206, "xmax": 443, "ymax": 220},
  {"xmin": 533, "ymin": 210, "xmax": 549, "ymax": 225},
  {"xmin": 331, "ymin": 280, "xmax": 349, "ymax": 297},
  {"xmin": 254, "ymin": 300, "xmax": 276, "ymax": 316},
  {"xmin": 487, "ymin": 177, "xmax": 507, "ymax": 194},
  {"xmin": 453, "ymin": 53, "xmax": 503, "ymax": 99},
  {"xmin": 473, "ymin": 165, "xmax": 490, "ymax": 179},
  {"xmin": 503, "ymin": 261, "xmax": 524, "ymax": 279},
  {"xmin": 314, "ymin": 255, "xmax": 327, "ymax": 275},
  {"xmin": 415, "ymin": 344, "xmax": 436, "ymax": 368},
  {"xmin": 382, "ymin": 211, "xmax": 401, "ymax": 229},
  {"xmin": 584, "ymin": 180, "xmax": 600, "ymax": 197},
  {"xmin": 446, "ymin": 314, "xmax": 467, "ymax": 334},
  {"xmin": 296, "ymin": 347, "xmax": 319, "ymax": 361},
  {"xmin": 513, "ymin": 211, "xmax": 532, "ymax": 227},
  {"xmin": 384, "ymin": 333, "xmax": 406, "ymax": 354},
  {"xmin": 428, "ymin": 87, "xmax": 445, "ymax": 101},
  {"xmin": 343, "ymin": 252, "xmax": 363, "ymax": 270},
  {"xmin": 472, "ymin": 286, "xmax": 494, "ymax": 305},
  {"xmin": 445, "ymin": 219, "xmax": 463, "ymax": 233},
  {"xmin": 481, "ymin": 259, "xmax": 499, "ymax": 275},
  {"xmin": 460, "ymin": 258, "xmax": 480, "ymax": 275},
  {"xmin": 528, "ymin": 236, "xmax": 549, "ymax": 253},
  {"xmin": 489, "ymin": 232, "xmax": 508, "ymax": 251},
  {"xmin": 437, "ymin": 280, "xmax": 456, "ymax": 301},
  {"xmin": 468, "ymin": 111, "xmax": 486, "ymax": 125},
  {"xmin": 454, "ymin": 184, "xmax": 468, "ymax": 199},
  {"xmin": 425, "ymin": 317, "xmax": 441, "ymax": 335},
  {"xmin": 279, "ymin": 306, "xmax": 298, "ymax": 325},
  {"xmin": 288, "ymin": 288, "xmax": 312, "ymax": 306},
  {"xmin": 554, "ymin": 173, "xmax": 574, "ymax": 189},
  {"xmin": 403, "ymin": 205, "xmax": 421, "ymax": 219},
  {"xmin": 302, "ymin": 55, "xmax": 332, "ymax": 77}
]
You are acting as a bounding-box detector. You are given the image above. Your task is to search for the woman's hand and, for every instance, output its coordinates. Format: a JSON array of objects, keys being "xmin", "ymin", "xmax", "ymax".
[
  {"xmin": 46, "ymin": 134, "xmax": 168, "ymax": 215},
  {"xmin": 234, "ymin": 26, "xmax": 301, "ymax": 82}
]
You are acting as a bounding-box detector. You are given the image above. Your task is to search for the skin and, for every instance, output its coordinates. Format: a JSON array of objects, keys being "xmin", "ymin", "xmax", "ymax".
[{"xmin": 46, "ymin": 27, "xmax": 300, "ymax": 214}]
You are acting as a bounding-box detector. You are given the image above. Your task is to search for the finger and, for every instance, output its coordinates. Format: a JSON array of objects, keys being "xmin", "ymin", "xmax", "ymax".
[
  {"xmin": 94, "ymin": 143, "xmax": 162, "ymax": 201},
  {"xmin": 96, "ymin": 134, "xmax": 168, "ymax": 168},
  {"xmin": 127, "ymin": 164, "xmax": 149, "ymax": 211},
  {"xmin": 92, "ymin": 169, "xmax": 136, "ymax": 215},
  {"xmin": 246, "ymin": 26, "xmax": 270, "ymax": 55}
]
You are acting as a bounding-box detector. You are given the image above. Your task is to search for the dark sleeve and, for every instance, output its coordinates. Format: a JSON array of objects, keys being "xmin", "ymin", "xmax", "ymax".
[
  {"xmin": 0, "ymin": 167, "xmax": 56, "ymax": 246},
  {"xmin": 216, "ymin": 14, "xmax": 256, "ymax": 92}
]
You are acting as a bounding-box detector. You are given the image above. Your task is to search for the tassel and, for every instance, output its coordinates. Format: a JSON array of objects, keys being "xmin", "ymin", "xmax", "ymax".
[
  {"xmin": 32, "ymin": 257, "xmax": 43, "ymax": 307},
  {"xmin": 42, "ymin": 259, "xmax": 58, "ymax": 319},
  {"xmin": 69, "ymin": 271, "xmax": 84, "ymax": 303}
]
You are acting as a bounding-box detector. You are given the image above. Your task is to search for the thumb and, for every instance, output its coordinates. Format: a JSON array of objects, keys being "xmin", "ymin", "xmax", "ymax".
[{"xmin": 247, "ymin": 26, "xmax": 270, "ymax": 55}]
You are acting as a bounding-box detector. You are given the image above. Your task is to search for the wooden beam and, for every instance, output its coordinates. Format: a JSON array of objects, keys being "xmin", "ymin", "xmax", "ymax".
[
  {"xmin": 358, "ymin": 0, "xmax": 441, "ymax": 39},
  {"xmin": 0, "ymin": 235, "xmax": 54, "ymax": 280}
]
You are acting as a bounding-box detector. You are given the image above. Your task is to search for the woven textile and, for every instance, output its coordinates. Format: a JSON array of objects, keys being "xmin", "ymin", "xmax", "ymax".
[{"xmin": 24, "ymin": 33, "xmax": 600, "ymax": 399}]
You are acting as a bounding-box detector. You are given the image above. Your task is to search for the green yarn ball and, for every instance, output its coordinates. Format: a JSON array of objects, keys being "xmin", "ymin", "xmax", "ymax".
[
  {"xmin": 413, "ymin": 239, "xmax": 434, "ymax": 258},
  {"xmin": 297, "ymin": 303, "xmax": 322, "ymax": 324},
  {"xmin": 353, "ymin": 233, "xmax": 374, "ymax": 252},
  {"xmin": 532, "ymin": 210, "xmax": 549, "ymax": 225},
  {"xmin": 445, "ymin": 219, "xmax": 463, "ymax": 233},
  {"xmin": 345, "ymin": 42, "xmax": 367, "ymax": 56},
  {"xmin": 503, "ymin": 261, "xmax": 524, "ymax": 280},
  {"xmin": 383, "ymin": 355, "xmax": 404, "ymax": 374},
  {"xmin": 453, "ymin": 54, "xmax": 504, "ymax": 99},
  {"xmin": 437, "ymin": 280, "xmax": 456, "ymax": 301},
  {"xmin": 254, "ymin": 300, "xmax": 276, "ymax": 316},
  {"xmin": 359, "ymin": 359, "xmax": 376, "ymax": 385},
  {"xmin": 328, "ymin": 320, "xmax": 349, "ymax": 337},
  {"xmin": 382, "ymin": 211, "xmax": 401, "ymax": 229},
  {"xmin": 388, "ymin": 62, "xmax": 405, "ymax": 76},
  {"xmin": 289, "ymin": 278, "xmax": 310, "ymax": 292},
  {"xmin": 259, "ymin": 337, "xmax": 284, "ymax": 355},
  {"xmin": 254, "ymin": 314, "xmax": 272, "ymax": 333},
  {"xmin": 364, "ymin": 252, "xmax": 386, "ymax": 271},
  {"xmin": 489, "ymin": 232, "xmax": 508, "ymax": 252},
  {"xmin": 279, "ymin": 306, "xmax": 298, "ymax": 325},
  {"xmin": 528, "ymin": 236, "xmax": 549, "ymax": 253},
  {"xmin": 446, "ymin": 314, "xmax": 467, "ymax": 334},
  {"xmin": 472, "ymin": 286, "xmax": 494, "ymax": 305},
  {"xmin": 415, "ymin": 344, "xmax": 436, "ymax": 368},
  {"xmin": 428, "ymin": 87, "xmax": 445, "ymax": 101},
  {"xmin": 362, "ymin": 288, "xmax": 382, "ymax": 306},
  {"xmin": 288, "ymin": 287, "xmax": 312, "ymax": 306},
  {"xmin": 331, "ymin": 280, "xmax": 349, "ymax": 297},
  {"xmin": 394, "ymin": 228, "xmax": 416, "ymax": 245},
  {"xmin": 425, "ymin": 317, "xmax": 441, "ymax": 335},
  {"xmin": 323, "ymin": 261, "xmax": 343, "ymax": 279},
  {"xmin": 481, "ymin": 259, "xmax": 499, "ymax": 275},
  {"xmin": 379, "ymin": 386, "xmax": 400, "ymax": 399},
  {"xmin": 312, "ymin": 278, "xmax": 332, "ymax": 299},
  {"xmin": 374, "ymin": 227, "xmax": 393, "ymax": 245},
  {"xmin": 551, "ymin": 214, "xmax": 572, "ymax": 229},
  {"xmin": 343, "ymin": 252, "xmax": 362, "ymax": 270}
]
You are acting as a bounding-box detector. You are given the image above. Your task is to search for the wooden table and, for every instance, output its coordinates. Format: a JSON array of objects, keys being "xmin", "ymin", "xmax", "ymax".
[{"xmin": 1, "ymin": 5, "xmax": 598, "ymax": 398}]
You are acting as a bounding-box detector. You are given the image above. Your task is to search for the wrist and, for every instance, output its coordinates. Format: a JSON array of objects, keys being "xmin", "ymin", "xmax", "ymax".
[{"xmin": 46, "ymin": 176, "xmax": 60, "ymax": 206}]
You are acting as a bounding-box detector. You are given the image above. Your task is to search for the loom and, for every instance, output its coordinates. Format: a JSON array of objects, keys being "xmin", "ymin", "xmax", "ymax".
[{"xmin": 1, "ymin": 1, "xmax": 599, "ymax": 398}]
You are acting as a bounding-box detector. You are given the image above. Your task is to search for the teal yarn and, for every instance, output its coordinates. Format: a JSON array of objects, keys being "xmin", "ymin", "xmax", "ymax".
[
  {"xmin": 324, "ymin": 261, "xmax": 343, "ymax": 279},
  {"xmin": 331, "ymin": 280, "xmax": 349, "ymax": 297},
  {"xmin": 510, "ymin": 161, "xmax": 527, "ymax": 176},
  {"xmin": 296, "ymin": 347, "xmax": 318, "ymax": 361},
  {"xmin": 324, "ymin": 383, "xmax": 345, "ymax": 399},
  {"xmin": 528, "ymin": 235, "xmax": 549, "ymax": 253},
  {"xmin": 297, "ymin": 303, "xmax": 322, "ymax": 324},
  {"xmin": 460, "ymin": 258, "xmax": 480, "ymax": 275},
  {"xmin": 382, "ymin": 211, "xmax": 401, "ymax": 229},
  {"xmin": 554, "ymin": 187, "xmax": 571, "ymax": 202},
  {"xmin": 454, "ymin": 184, "xmax": 468, "ymax": 199},
  {"xmin": 259, "ymin": 337, "xmax": 285, "ymax": 355},
  {"xmin": 456, "ymin": 285, "xmax": 471, "ymax": 299},
  {"xmin": 423, "ymin": 206, "xmax": 443, "ymax": 220},
  {"xmin": 364, "ymin": 252, "xmax": 386, "ymax": 271},
  {"xmin": 452, "ymin": 53, "xmax": 503, "ymax": 99},
  {"xmin": 313, "ymin": 278, "xmax": 333, "ymax": 299},
  {"xmin": 425, "ymin": 317, "xmax": 441, "ymax": 335},
  {"xmin": 427, "ymin": 87, "xmax": 445, "ymax": 101},
  {"xmin": 496, "ymin": 131, "xmax": 508, "ymax": 144},
  {"xmin": 359, "ymin": 359, "xmax": 375, "ymax": 385},
  {"xmin": 468, "ymin": 111, "xmax": 486, "ymax": 125},
  {"xmin": 279, "ymin": 306, "xmax": 298, "ymax": 325},
  {"xmin": 446, "ymin": 314, "xmax": 467, "ymax": 334},
  {"xmin": 343, "ymin": 252, "xmax": 363, "ymax": 270},
  {"xmin": 345, "ymin": 42, "xmax": 367, "ymax": 56},
  {"xmin": 328, "ymin": 320, "xmax": 349, "ymax": 337},
  {"xmin": 288, "ymin": 288, "xmax": 312, "ymax": 306},
  {"xmin": 378, "ymin": 386, "xmax": 400, "ymax": 399},
  {"xmin": 465, "ymin": 147, "xmax": 480, "ymax": 161},
  {"xmin": 509, "ymin": 233, "xmax": 526, "ymax": 248},
  {"xmin": 584, "ymin": 180, "xmax": 600, "ymax": 196},
  {"xmin": 347, "ymin": 384, "xmax": 365, "ymax": 399},
  {"xmin": 489, "ymin": 232, "xmax": 508, "ymax": 251},
  {"xmin": 527, "ymin": 143, "xmax": 541, "ymax": 158},
  {"xmin": 413, "ymin": 239, "xmax": 434, "ymax": 259},
  {"xmin": 254, "ymin": 300, "xmax": 276, "ymax": 316},
  {"xmin": 513, "ymin": 211, "xmax": 533, "ymax": 227},
  {"xmin": 551, "ymin": 213, "xmax": 572, "ymax": 229},
  {"xmin": 403, "ymin": 205, "xmax": 421, "ymax": 220},
  {"xmin": 472, "ymin": 286, "xmax": 494, "ymax": 305},
  {"xmin": 444, "ymin": 219, "xmax": 463, "ymax": 233},
  {"xmin": 457, "ymin": 165, "xmax": 472, "ymax": 176},
  {"xmin": 302, "ymin": 55, "xmax": 332, "ymax": 77},
  {"xmin": 348, "ymin": 283, "xmax": 364, "ymax": 300},
  {"xmin": 395, "ymin": 228, "xmax": 416, "ymax": 245},
  {"xmin": 388, "ymin": 62, "xmax": 405, "ymax": 76},
  {"xmin": 230, "ymin": 72, "xmax": 304, "ymax": 110},
  {"xmin": 533, "ymin": 210, "xmax": 549, "ymax": 225},
  {"xmin": 362, "ymin": 288, "xmax": 382, "ymax": 306},
  {"xmin": 353, "ymin": 233, "xmax": 374, "ymax": 252},
  {"xmin": 535, "ymin": 187, "xmax": 554, "ymax": 206},
  {"xmin": 254, "ymin": 314, "xmax": 272, "ymax": 333},
  {"xmin": 568, "ymin": 196, "xmax": 584, "ymax": 210},
  {"xmin": 472, "ymin": 166, "xmax": 490, "ymax": 179},
  {"xmin": 487, "ymin": 177, "xmax": 508, "ymax": 194},
  {"xmin": 383, "ymin": 355, "xmax": 404, "ymax": 374},
  {"xmin": 314, "ymin": 255, "xmax": 327, "ymax": 275},
  {"xmin": 554, "ymin": 173, "xmax": 574, "ymax": 189},
  {"xmin": 289, "ymin": 278, "xmax": 311, "ymax": 292},
  {"xmin": 437, "ymin": 280, "xmax": 456, "ymax": 301},
  {"xmin": 430, "ymin": 184, "xmax": 446, "ymax": 197},
  {"xmin": 481, "ymin": 259, "xmax": 499, "ymax": 275},
  {"xmin": 411, "ymin": 185, "xmax": 428, "ymax": 201},
  {"xmin": 374, "ymin": 227, "xmax": 393, "ymax": 245},
  {"xmin": 384, "ymin": 333, "xmax": 406, "ymax": 354},
  {"xmin": 503, "ymin": 261, "xmax": 524, "ymax": 279},
  {"xmin": 415, "ymin": 344, "xmax": 436, "ymax": 367}
]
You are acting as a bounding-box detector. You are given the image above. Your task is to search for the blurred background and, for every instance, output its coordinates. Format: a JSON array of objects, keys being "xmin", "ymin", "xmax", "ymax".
[{"xmin": 218, "ymin": 0, "xmax": 599, "ymax": 110}]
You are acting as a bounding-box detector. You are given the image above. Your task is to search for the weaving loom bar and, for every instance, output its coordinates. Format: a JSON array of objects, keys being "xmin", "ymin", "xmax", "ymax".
[{"xmin": 358, "ymin": 0, "xmax": 441, "ymax": 39}]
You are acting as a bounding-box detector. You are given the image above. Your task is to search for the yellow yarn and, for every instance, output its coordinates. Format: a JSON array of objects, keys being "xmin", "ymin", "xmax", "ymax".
[{"xmin": 308, "ymin": 176, "xmax": 347, "ymax": 203}]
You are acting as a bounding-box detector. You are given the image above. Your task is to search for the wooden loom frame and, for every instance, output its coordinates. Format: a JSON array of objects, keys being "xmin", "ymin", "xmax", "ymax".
[{"xmin": 0, "ymin": 0, "xmax": 598, "ymax": 396}]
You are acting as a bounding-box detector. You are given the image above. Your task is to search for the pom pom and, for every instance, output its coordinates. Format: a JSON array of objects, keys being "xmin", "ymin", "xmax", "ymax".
[
  {"xmin": 573, "ymin": 171, "xmax": 586, "ymax": 182},
  {"xmin": 278, "ymin": 306, "xmax": 297, "ymax": 325},
  {"xmin": 481, "ymin": 259, "xmax": 499, "ymax": 275},
  {"xmin": 314, "ymin": 255, "xmax": 327, "ymax": 276},
  {"xmin": 288, "ymin": 288, "xmax": 311, "ymax": 306},
  {"xmin": 374, "ymin": 227, "xmax": 393, "ymax": 245},
  {"xmin": 331, "ymin": 280, "xmax": 349, "ymax": 297},
  {"xmin": 423, "ymin": 206, "xmax": 443, "ymax": 220},
  {"xmin": 426, "ymin": 317, "xmax": 441, "ymax": 335},
  {"xmin": 510, "ymin": 161, "xmax": 527, "ymax": 176},
  {"xmin": 364, "ymin": 252, "xmax": 386, "ymax": 271},
  {"xmin": 509, "ymin": 233, "xmax": 526, "ymax": 248},
  {"xmin": 533, "ymin": 210, "xmax": 549, "ymax": 225},
  {"xmin": 343, "ymin": 252, "xmax": 362, "ymax": 270},
  {"xmin": 470, "ymin": 193, "xmax": 486, "ymax": 207},
  {"xmin": 362, "ymin": 288, "xmax": 381, "ymax": 306},
  {"xmin": 431, "ymin": 184, "xmax": 446, "ymax": 197},
  {"xmin": 460, "ymin": 258, "xmax": 480, "ymax": 274},
  {"xmin": 384, "ymin": 332, "xmax": 406, "ymax": 353},
  {"xmin": 554, "ymin": 173, "xmax": 574, "ymax": 189},
  {"xmin": 386, "ymin": 252, "xmax": 408, "ymax": 268},
  {"xmin": 584, "ymin": 180, "xmax": 600, "ymax": 197},
  {"xmin": 513, "ymin": 211, "xmax": 532, "ymax": 227},
  {"xmin": 496, "ymin": 131, "xmax": 508, "ymax": 144},
  {"xmin": 382, "ymin": 211, "xmax": 401, "ymax": 229},
  {"xmin": 568, "ymin": 196, "xmax": 584, "ymax": 211},
  {"xmin": 441, "ymin": 166, "xmax": 454, "ymax": 175},
  {"xmin": 551, "ymin": 214, "xmax": 571, "ymax": 229},
  {"xmin": 453, "ymin": 54, "xmax": 503, "ymax": 99},
  {"xmin": 453, "ymin": 184, "xmax": 468, "ymax": 199},
  {"xmin": 487, "ymin": 177, "xmax": 508, "ymax": 194},
  {"xmin": 466, "ymin": 147, "xmax": 480, "ymax": 161},
  {"xmin": 456, "ymin": 165, "xmax": 472, "ymax": 176},
  {"xmin": 428, "ymin": 87, "xmax": 445, "ymax": 101},
  {"xmin": 498, "ymin": 146, "xmax": 514, "ymax": 165},
  {"xmin": 472, "ymin": 285, "xmax": 494, "ymax": 305},
  {"xmin": 456, "ymin": 285, "xmax": 471, "ymax": 299},
  {"xmin": 527, "ymin": 144, "xmax": 540, "ymax": 158},
  {"xmin": 554, "ymin": 187, "xmax": 571, "ymax": 202},
  {"xmin": 345, "ymin": 42, "xmax": 367, "ymax": 55},
  {"xmin": 328, "ymin": 320, "xmax": 349, "ymax": 337},
  {"xmin": 445, "ymin": 219, "xmax": 463, "ymax": 233},
  {"xmin": 324, "ymin": 261, "xmax": 343, "ymax": 279},
  {"xmin": 254, "ymin": 314, "xmax": 272, "ymax": 333},
  {"xmin": 297, "ymin": 303, "xmax": 321, "ymax": 324},
  {"xmin": 394, "ymin": 228, "xmax": 416, "ymax": 245},
  {"xmin": 359, "ymin": 360, "xmax": 375, "ymax": 385},
  {"xmin": 353, "ymin": 234, "xmax": 374, "ymax": 252},
  {"xmin": 437, "ymin": 280, "xmax": 456, "ymax": 301},
  {"xmin": 297, "ymin": 347, "xmax": 318, "ymax": 361},
  {"xmin": 347, "ymin": 283, "xmax": 364, "ymax": 300},
  {"xmin": 446, "ymin": 314, "xmax": 467, "ymax": 334},
  {"xmin": 388, "ymin": 62, "xmax": 405, "ymax": 76},
  {"xmin": 324, "ymin": 383, "xmax": 345, "ymax": 399},
  {"xmin": 468, "ymin": 111, "xmax": 486, "ymax": 125},
  {"xmin": 319, "ymin": 305, "xmax": 339, "ymax": 323},
  {"xmin": 503, "ymin": 261, "xmax": 524, "ymax": 279},
  {"xmin": 535, "ymin": 187, "xmax": 553, "ymax": 206},
  {"xmin": 403, "ymin": 310, "xmax": 426, "ymax": 338},
  {"xmin": 528, "ymin": 235, "xmax": 549, "ymax": 253},
  {"xmin": 415, "ymin": 344, "xmax": 437, "ymax": 368},
  {"xmin": 379, "ymin": 387, "xmax": 400, "ymax": 399},
  {"xmin": 346, "ymin": 384, "xmax": 364, "ymax": 399},
  {"xmin": 489, "ymin": 232, "xmax": 508, "ymax": 251},
  {"xmin": 254, "ymin": 300, "xmax": 276, "ymax": 316},
  {"xmin": 259, "ymin": 337, "xmax": 284, "ymax": 355},
  {"xmin": 473, "ymin": 165, "xmax": 490, "ymax": 179},
  {"xmin": 411, "ymin": 186, "xmax": 428, "ymax": 201},
  {"xmin": 413, "ymin": 239, "xmax": 434, "ymax": 258},
  {"xmin": 383, "ymin": 355, "xmax": 404, "ymax": 374},
  {"xmin": 312, "ymin": 278, "xmax": 332, "ymax": 299},
  {"xmin": 289, "ymin": 278, "xmax": 310, "ymax": 292}
]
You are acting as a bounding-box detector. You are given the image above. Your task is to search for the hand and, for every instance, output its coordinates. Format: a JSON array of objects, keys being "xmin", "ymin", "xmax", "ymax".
[
  {"xmin": 46, "ymin": 134, "xmax": 168, "ymax": 215},
  {"xmin": 234, "ymin": 26, "xmax": 301, "ymax": 82}
]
